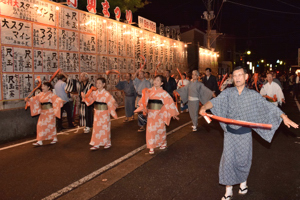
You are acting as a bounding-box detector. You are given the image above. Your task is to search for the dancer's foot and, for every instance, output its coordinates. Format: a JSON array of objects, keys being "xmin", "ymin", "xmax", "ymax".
[
  {"xmin": 50, "ymin": 137, "xmax": 58, "ymax": 144},
  {"xmin": 221, "ymin": 195, "xmax": 233, "ymax": 200},
  {"xmin": 33, "ymin": 141, "xmax": 43, "ymax": 146},
  {"xmin": 239, "ymin": 181, "xmax": 248, "ymax": 195},
  {"xmin": 84, "ymin": 127, "xmax": 90, "ymax": 133},
  {"xmin": 159, "ymin": 144, "xmax": 167, "ymax": 150},
  {"xmin": 192, "ymin": 126, "xmax": 197, "ymax": 132},
  {"xmin": 138, "ymin": 126, "xmax": 145, "ymax": 132},
  {"xmin": 149, "ymin": 148, "xmax": 154, "ymax": 154},
  {"xmin": 90, "ymin": 146, "xmax": 100, "ymax": 151},
  {"xmin": 221, "ymin": 186, "xmax": 233, "ymax": 200}
]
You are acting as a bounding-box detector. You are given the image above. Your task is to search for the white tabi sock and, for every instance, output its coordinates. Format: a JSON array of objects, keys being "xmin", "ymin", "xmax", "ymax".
[
  {"xmin": 52, "ymin": 137, "xmax": 58, "ymax": 142},
  {"xmin": 225, "ymin": 185, "xmax": 233, "ymax": 196},
  {"xmin": 240, "ymin": 181, "xmax": 247, "ymax": 189},
  {"xmin": 37, "ymin": 141, "xmax": 43, "ymax": 145}
]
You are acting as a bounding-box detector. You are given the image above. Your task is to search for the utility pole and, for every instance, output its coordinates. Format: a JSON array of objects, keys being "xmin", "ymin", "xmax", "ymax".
[{"xmin": 202, "ymin": 0, "xmax": 215, "ymax": 49}]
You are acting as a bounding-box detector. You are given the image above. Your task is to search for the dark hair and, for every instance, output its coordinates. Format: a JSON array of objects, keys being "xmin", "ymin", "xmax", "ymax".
[
  {"xmin": 145, "ymin": 72, "xmax": 150, "ymax": 75},
  {"xmin": 154, "ymin": 75, "xmax": 165, "ymax": 87},
  {"xmin": 57, "ymin": 74, "xmax": 65, "ymax": 80},
  {"xmin": 165, "ymin": 70, "xmax": 171, "ymax": 74},
  {"xmin": 43, "ymin": 82, "xmax": 53, "ymax": 90},
  {"xmin": 182, "ymin": 73, "xmax": 186, "ymax": 78},
  {"xmin": 205, "ymin": 68, "xmax": 211, "ymax": 72},
  {"xmin": 233, "ymin": 66, "xmax": 247, "ymax": 74},
  {"xmin": 127, "ymin": 73, "xmax": 132, "ymax": 77},
  {"xmin": 97, "ymin": 77, "xmax": 106, "ymax": 84}
]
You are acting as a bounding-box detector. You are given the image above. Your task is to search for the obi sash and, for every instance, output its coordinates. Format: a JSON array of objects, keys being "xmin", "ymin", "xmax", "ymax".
[
  {"xmin": 94, "ymin": 102, "xmax": 108, "ymax": 110},
  {"xmin": 41, "ymin": 102, "xmax": 53, "ymax": 110},
  {"xmin": 147, "ymin": 99, "xmax": 163, "ymax": 110}
]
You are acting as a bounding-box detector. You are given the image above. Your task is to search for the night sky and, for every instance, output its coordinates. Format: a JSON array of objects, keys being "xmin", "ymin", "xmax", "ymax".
[{"xmin": 134, "ymin": 0, "xmax": 300, "ymax": 64}]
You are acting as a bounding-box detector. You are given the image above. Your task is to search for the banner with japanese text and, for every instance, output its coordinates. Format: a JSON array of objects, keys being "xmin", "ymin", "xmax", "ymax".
[{"xmin": 0, "ymin": 0, "xmax": 187, "ymax": 110}]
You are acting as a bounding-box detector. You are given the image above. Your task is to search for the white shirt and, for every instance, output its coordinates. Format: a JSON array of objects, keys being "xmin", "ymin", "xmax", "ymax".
[
  {"xmin": 177, "ymin": 79, "xmax": 189, "ymax": 88},
  {"xmin": 260, "ymin": 81, "xmax": 285, "ymax": 106}
]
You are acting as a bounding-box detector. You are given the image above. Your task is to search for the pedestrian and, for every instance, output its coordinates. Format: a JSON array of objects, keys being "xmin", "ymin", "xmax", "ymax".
[
  {"xmin": 25, "ymin": 82, "xmax": 64, "ymax": 146},
  {"xmin": 202, "ymin": 68, "xmax": 219, "ymax": 96},
  {"xmin": 177, "ymin": 73, "xmax": 189, "ymax": 88},
  {"xmin": 145, "ymin": 72, "xmax": 153, "ymax": 85},
  {"xmin": 260, "ymin": 72, "xmax": 285, "ymax": 106},
  {"xmin": 54, "ymin": 74, "xmax": 75, "ymax": 132},
  {"xmin": 133, "ymin": 70, "xmax": 151, "ymax": 132},
  {"xmin": 163, "ymin": 70, "xmax": 177, "ymax": 100},
  {"xmin": 176, "ymin": 70, "xmax": 214, "ymax": 132},
  {"xmin": 115, "ymin": 73, "xmax": 136, "ymax": 122},
  {"xmin": 82, "ymin": 78, "xmax": 118, "ymax": 150},
  {"xmin": 135, "ymin": 75, "xmax": 179, "ymax": 154},
  {"xmin": 199, "ymin": 66, "xmax": 298, "ymax": 200},
  {"xmin": 288, "ymin": 74, "xmax": 294, "ymax": 94},
  {"xmin": 177, "ymin": 73, "xmax": 190, "ymax": 113},
  {"xmin": 64, "ymin": 71, "xmax": 94, "ymax": 133},
  {"xmin": 263, "ymin": 72, "xmax": 283, "ymax": 89}
]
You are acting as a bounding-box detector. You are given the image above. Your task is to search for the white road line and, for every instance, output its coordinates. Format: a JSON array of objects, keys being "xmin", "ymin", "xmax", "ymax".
[
  {"xmin": 42, "ymin": 118, "xmax": 198, "ymax": 200},
  {"xmin": 0, "ymin": 127, "xmax": 83, "ymax": 151},
  {"xmin": 0, "ymin": 116, "xmax": 126, "ymax": 151}
]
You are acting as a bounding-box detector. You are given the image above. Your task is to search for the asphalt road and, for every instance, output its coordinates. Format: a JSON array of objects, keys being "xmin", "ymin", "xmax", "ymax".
[
  {"xmin": 0, "ymin": 92, "xmax": 299, "ymax": 200},
  {"xmin": 0, "ymin": 107, "xmax": 193, "ymax": 200},
  {"xmin": 91, "ymin": 93, "xmax": 300, "ymax": 200}
]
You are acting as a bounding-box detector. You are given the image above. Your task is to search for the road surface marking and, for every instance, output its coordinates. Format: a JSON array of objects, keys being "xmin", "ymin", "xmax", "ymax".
[
  {"xmin": 42, "ymin": 118, "xmax": 200, "ymax": 200},
  {"xmin": 0, "ymin": 115, "xmax": 126, "ymax": 151}
]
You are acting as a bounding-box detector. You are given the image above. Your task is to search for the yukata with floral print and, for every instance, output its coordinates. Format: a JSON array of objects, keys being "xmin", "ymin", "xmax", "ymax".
[{"xmin": 82, "ymin": 78, "xmax": 118, "ymax": 150}]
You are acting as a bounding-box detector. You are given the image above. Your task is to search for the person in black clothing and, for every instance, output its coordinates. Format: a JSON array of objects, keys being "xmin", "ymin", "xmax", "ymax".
[
  {"xmin": 202, "ymin": 68, "xmax": 219, "ymax": 96},
  {"xmin": 163, "ymin": 70, "xmax": 177, "ymax": 99}
]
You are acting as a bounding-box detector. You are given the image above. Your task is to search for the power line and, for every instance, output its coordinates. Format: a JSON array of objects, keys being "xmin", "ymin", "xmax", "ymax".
[
  {"xmin": 276, "ymin": 0, "xmax": 300, "ymax": 10},
  {"xmin": 225, "ymin": 0, "xmax": 300, "ymax": 15},
  {"xmin": 211, "ymin": 0, "xmax": 224, "ymax": 29}
]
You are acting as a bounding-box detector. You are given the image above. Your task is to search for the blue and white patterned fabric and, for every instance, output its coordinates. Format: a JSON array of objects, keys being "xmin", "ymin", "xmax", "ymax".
[{"xmin": 210, "ymin": 87, "xmax": 284, "ymax": 185}]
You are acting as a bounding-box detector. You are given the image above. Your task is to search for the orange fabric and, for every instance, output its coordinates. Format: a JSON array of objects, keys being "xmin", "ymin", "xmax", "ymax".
[
  {"xmin": 265, "ymin": 94, "xmax": 277, "ymax": 102},
  {"xmin": 49, "ymin": 68, "xmax": 61, "ymax": 82},
  {"xmin": 177, "ymin": 68, "xmax": 184, "ymax": 83},
  {"xmin": 135, "ymin": 87, "xmax": 179, "ymax": 149},
  {"xmin": 83, "ymin": 89, "xmax": 118, "ymax": 147},
  {"xmin": 154, "ymin": 62, "xmax": 161, "ymax": 76},
  {"xmin": 85, "ymin": 86, "xmax": 97, "ymax": 98},
  {"xmin": 28, "ymin": 91, "xmax": 64, "ymax": 141},
  {"xmin": 106, "ymin": 69, "xmax": 120, "ymax": 75},
  {"xmin": 203, "ymin": 113, "xmax": 272, "ymax": 129},
  {"xmin": 218, "ymin": 73, "xmax": 228, "ymax": 90},
  {"xmin": 25, "ymin": 76, "xmax": 41, "ymax": 110},
  {"xmin": 173, "ymin": 91, "xmax": 180, "ymax": 111},
  {"xmin": 134, "ymin": 88, "xmax": 150, "ymax": 115},
  {"xmin": 139, "ymin": 54, "xmax": 146, "ymax": 70},
  {"xmin": 254, "ymin": 73, "xmax": 259, "ymax": 92}
]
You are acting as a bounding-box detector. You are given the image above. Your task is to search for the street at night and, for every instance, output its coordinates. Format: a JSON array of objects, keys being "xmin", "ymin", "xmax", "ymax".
[
  {"xmin": 0, "ymin": 92, "xmax": 299, "ymax": 200},
  {"xmin": 0, "ymin": 0, "xmax": 300, "ymax": 199}
]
